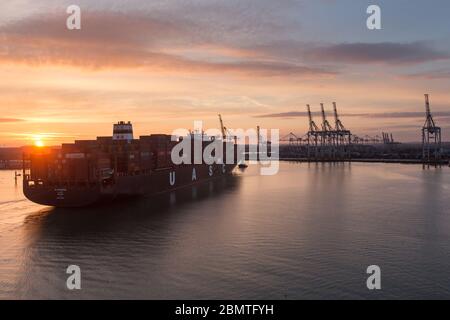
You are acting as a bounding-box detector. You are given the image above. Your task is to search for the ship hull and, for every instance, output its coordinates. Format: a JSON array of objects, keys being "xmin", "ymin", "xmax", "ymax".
[{"xmin": 24, "ymin": 163, "xmax": 236, "ymax": 207}]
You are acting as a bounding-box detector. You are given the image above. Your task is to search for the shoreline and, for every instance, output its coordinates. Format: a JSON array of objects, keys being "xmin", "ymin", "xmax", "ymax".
[{"xmin": 280, "ymin": 158, "xmax": 450, "ymax": 165}]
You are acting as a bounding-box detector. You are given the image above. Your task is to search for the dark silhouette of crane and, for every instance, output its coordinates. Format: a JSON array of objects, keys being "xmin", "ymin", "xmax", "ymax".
[
  {"xmin": 306, "ymin": 104, "xmax": 321, "ymax": 159},
  {"xmin": 320, "ymin": 103, "xmax": 333, "ymax": 132},
  {"xmin": 333, "ymin": 102, "xmax": 351, "ymax": 149},
  {"xmin": 306, "ymin": 103, "xmax": 353, "ymax": 160},
  {"xmin": 307, "ymin": 104, "xmax": 320, "ymax": 132},
  {"xmin": 319, "ymin": 103, "xmax": 335, "ymax": 159},
  {"xmin": 422, "ymin": 94, "xmax": 442, "ymax": 162},
  {"xmin": 330, "ymin": 102, "xmax": 352, "ymax": 158},
  {"xmin": 333, "ymin": 102, "xmax": 346, "ymax": 132}
]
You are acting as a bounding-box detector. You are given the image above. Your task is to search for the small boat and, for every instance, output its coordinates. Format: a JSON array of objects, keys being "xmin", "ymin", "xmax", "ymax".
[{"xmin": 238, "ymin": 162, "xmax": 248, "ymax": 169}]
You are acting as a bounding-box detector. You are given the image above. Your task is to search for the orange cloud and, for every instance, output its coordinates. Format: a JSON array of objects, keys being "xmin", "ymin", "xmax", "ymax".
[
  {"xmin": 0, "ymin": 11, "xmax": 336, "ymax": 78},
  {"xmin": 0, "ymin": 118, "xmax": 25, "ymax": 122},
  {"xmin": 1, "ymin": 6, "xmax": 449, "ymax": 145}
]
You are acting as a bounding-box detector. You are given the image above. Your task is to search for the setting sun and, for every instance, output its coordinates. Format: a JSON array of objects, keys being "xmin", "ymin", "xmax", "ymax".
[
  {"xmin": 32, "ymin": 135, "xmax": 45, "ymax": 147},
  {"xmin": 34, "ymin": 139, "xmax": 44, "ymax": 147}
]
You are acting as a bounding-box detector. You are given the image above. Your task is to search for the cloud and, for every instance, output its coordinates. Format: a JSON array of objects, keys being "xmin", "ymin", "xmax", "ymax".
[
  {"xmin": 359, "ymin": 112, "xmax": 450, "ymax": 119},
  {"xmin": 255, "ymin": 111, "xmax": 319, "ymax": 118},
  {"xmin": 0, "ymin": 118, "xmax": 26, "ymax": 123},
  {"xmin": 256, "ymin": 111, "xmax": 450, "ymax": 119},
  {"xmin": 4, "ymin": 8, "xmax": 444, "ymax": 77},
  {"xmin": 0, "ymin": 10, "xmax": 334, "ymax": 78},
  {"xmin": 403, "ymin": 69, "xmax": 450, "ymax": 80},
  {"xmin": 1, "ymin": 10, "xmax": 196, "ymax": 47},
  {"xmin": 303, "ymin": 42, "xmax": 450, "ymax": 65}
]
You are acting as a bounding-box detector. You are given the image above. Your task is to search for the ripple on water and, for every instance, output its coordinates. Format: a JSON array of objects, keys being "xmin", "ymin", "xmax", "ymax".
[{"xmin": 1, "ymin": 164, "xmax": 450, "ymax": 299}]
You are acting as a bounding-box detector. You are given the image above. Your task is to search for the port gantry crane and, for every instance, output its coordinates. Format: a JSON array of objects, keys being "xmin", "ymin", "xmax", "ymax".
[
  {"xmin": 306, "ymin": 104, "xmax": 321, "ymax": 159},
  {"xmin": 320, "ymin": 103, "xmax": 336, "ymax": 158},
  {"xmin": 422, "ymin": 94, "xmax": 442, "ymax": 162},
  {"xmin": 333, "ymin": 102, "xmax": 350, "ymax": 144},
  {"xmin": 305, "ymin": 102, "xmax": 354, "ymax": 160},
  {"xmin": 320, "ymin": 103, "xmax": 334, "ymax": 138},
  {"xmin": 332, "ymin": 102, "xmax": 352, "ymax": 158},
  {"xmin": 280, "ymin": 132, "xmax": 308, "ymax": 158},
  {"xmin": 307, "ymin": 104, "xmax": 320, "ymax": 133},
  {"xmin": 218, "ymin": 114, "xmax": 227, "ymax": 140},
  {"xmin": 218, "ymin": 114, "xmax": 236, "ymax": 142},
  {"xmin": 281, "ymin": 132, "xmax": 308, "ymax": 146}
]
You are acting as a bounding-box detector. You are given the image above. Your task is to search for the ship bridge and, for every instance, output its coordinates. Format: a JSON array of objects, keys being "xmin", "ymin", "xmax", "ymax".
[{"xmin": 113, "ymin": 121, "xmax": 134, "ymax": 141}]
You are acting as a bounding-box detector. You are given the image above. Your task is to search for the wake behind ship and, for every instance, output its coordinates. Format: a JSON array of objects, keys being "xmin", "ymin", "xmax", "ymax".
[{"xmin": 23, "ymin": 122, "xmax": 238, "ymax": 207}]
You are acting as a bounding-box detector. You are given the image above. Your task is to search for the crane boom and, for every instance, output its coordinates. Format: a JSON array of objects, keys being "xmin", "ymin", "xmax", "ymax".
[
  {"xmin": 333, "ymin": 102, "xmax": 346, "ymax": 131},
  {"xmin": 333, "ymin": 102, "xmax": 339, "ymax": 125},
  {"xmin": 423, "ymin": 94, "xmax": 436, "ymax": 128},
  {"xmin": 218, "ymin": 114, "xmax": 226, "ymax": 139},
  {"xmin": 320, "ymin": 103, "xmax": 333, "ymax": 131},
  {"xmin": 306, "ymin": 104, "xmax": 319, "ymax": 132}
]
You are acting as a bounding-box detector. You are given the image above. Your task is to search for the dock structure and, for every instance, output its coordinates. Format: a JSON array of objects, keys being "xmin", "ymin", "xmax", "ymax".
[
  {"xmin": 422, "ymin": 94, "xmax": 442, "ymax": 163},
  {"xmin": 306, "ymin": 103, "xmax": 351, "ymax": 160},
  {"xmin": 279, "ymin": 132, "xmax": 307, "ymax": 158},
  {"xmin": 279, "ymin": 94, "xmax": 447, "ymax": 164}
]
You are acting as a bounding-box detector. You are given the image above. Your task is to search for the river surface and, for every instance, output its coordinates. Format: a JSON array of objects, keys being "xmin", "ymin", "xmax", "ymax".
[{"xmin": 0, "ymin": 162, "xmax": 450, "ymax": 299}]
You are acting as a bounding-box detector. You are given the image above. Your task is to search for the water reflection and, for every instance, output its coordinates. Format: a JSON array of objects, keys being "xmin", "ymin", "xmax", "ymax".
[
  {"xmin": 2, "ymin": 163, "xmax": 450, "ymax": 299},
  {"xmin": 27, "ymin": 175, "xmax": 241, "ymax": 231},
  {"xmin": 15, "ymin": 175, "xmax": 242, "ymax": 299}
]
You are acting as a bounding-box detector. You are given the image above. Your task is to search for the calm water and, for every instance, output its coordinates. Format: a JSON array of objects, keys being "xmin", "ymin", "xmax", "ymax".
[{"xmin": 0, "ymin": 162, "xmax": 450, "ymax": 299}]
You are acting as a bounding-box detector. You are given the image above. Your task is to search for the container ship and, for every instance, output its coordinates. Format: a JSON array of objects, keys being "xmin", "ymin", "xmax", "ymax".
[{"xmin": 23, "ymin": 121, "xmax": 238, "ymax": 207}]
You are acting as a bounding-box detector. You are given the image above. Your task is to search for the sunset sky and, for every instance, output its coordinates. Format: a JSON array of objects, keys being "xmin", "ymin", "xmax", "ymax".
[{"xmin": 1, "ymin": 0, "xmax": 450, "ymax": 146}]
